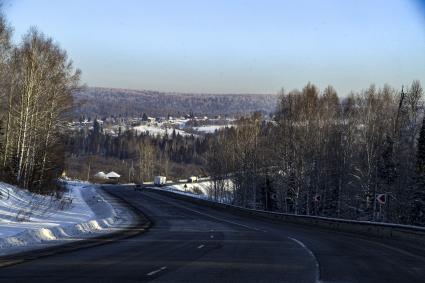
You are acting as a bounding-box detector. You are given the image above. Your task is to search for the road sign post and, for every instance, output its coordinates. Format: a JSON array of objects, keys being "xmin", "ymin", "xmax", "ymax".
[
  {"xmin": 375, "ymin": 194, "xmax": 387, "ymax": 221},
  {"xmin": 376, "ymin": 194, "xmax": 386, "ymax": 205}
]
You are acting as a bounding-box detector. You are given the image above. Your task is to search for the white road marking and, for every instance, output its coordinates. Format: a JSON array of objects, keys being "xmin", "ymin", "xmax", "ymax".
[
  {"xmin": 197, "ymin": 244, "xmax": 205, "ymax": 249},
  {"xmin": 144, "ymin": 192, "xmax": 266, "ymax": 232},
  {"xmin": 147, "ymin": 266, "xmax": 167, "ymax": 276},
  {"xmin": 288, "ymin": 237, "xmax": 321, "ymax": 283}
]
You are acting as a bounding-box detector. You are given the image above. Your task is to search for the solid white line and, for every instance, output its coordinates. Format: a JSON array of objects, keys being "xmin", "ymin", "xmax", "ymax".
[
  {"xmin": 288, "ymin": 237, "xmax": 321, "ymax": 283},
  {"xmin": 0, "ymin": 259, "xmax": 25, "ymax": 267},
  {"xmin": 197, "ymin": 244, "xmax": 205, "ymax": 249},
  {"xmin": 145, "ymin": 192, "xmax": 266, "ymax": 232},
  {"xmin": 147, "ymin": 266, "xmax": 167, "ymax": 276}
]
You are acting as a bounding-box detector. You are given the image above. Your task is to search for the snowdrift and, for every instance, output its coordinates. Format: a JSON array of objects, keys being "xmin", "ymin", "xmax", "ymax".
[{"xmin": 0, "ymin": 181, "xmax": 134, "ymax": 256}]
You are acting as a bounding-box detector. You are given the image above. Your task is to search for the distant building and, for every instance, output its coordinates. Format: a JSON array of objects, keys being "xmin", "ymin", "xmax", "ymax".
[
  {"xmin": 188, "ymin": 176, "xmax": 198, "ymax": 183},
  {"xmin": 94, "ymin": 171, "xmax": 108, "ymax": 179},
  {"xmin": 154, "ymin": 176, "xmax": 166, "ymax": 186},
  {"xmin": 106, "ymin": 171, "xmax": 121, "ymax": 180}
]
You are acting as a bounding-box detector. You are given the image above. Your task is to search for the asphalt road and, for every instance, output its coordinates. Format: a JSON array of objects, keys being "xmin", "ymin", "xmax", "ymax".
[{"xmin": 1, "ymin": 186, "xmax": 424, "ymax": 283}]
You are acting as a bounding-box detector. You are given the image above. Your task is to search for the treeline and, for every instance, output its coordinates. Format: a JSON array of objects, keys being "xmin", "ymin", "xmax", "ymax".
[
  {"xmin": 208, "ymin": 82, "xmax": 425, "ymax": 226},
  {"xmin": 65, "ymin": 122, "xmax": 213, "ymax": 181},
  {"xmin": 73, "ymin": 87, "xmax": 277, "ymax": 118},
  {"xmin": 0, "ymin": 16, "xmax": 80, "ymax": 192}
]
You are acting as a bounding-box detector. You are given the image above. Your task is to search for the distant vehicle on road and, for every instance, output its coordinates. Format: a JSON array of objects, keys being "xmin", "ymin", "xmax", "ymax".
[
  {"xmin": 188, "ymin": 176, "xmax": 198, "ymax": 183},
  {"xmin": 134, "ymin": 183, "xmax": 143, "ymax": 191},
  {"xmin": 154, "ymin": 176, "xmax": 166, "ymax": 186}
]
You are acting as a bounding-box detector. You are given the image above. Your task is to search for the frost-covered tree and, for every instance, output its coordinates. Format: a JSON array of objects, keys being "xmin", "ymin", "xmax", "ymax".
[{"xmin": 0, "ymin": 24, "xmax": 80, "ymax": 191}]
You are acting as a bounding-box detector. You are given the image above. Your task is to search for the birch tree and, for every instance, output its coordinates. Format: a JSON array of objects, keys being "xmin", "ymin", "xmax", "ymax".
[{"xmin": 1, "ymin": 28, "xmax": 80, "ymax": 191}]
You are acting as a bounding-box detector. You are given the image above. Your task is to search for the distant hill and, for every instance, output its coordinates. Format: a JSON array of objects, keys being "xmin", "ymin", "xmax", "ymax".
[{"xmin": 73, "ymin": 87, "xmax": 278, "ymax": 118}]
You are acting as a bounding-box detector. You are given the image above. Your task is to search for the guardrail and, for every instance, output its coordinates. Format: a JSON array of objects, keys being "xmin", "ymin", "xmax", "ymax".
[{"xmin": 146, "ymin": 187, "xmax": 425, "ymax": 245}]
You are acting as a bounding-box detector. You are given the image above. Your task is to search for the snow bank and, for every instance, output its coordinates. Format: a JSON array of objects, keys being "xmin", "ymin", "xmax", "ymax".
[
  {"xmin": 0, "ymin": 181, "xmax": 135, "ymax": 256},
  {"xmin": 160, "ymin": 180, "xmax": 234, "ymax": 204}
]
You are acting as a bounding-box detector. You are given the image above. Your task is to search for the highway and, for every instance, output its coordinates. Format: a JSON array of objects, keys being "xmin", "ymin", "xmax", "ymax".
[{"xmin": 1, "ymin": 186, "xmax": 424, "ymax": 283}]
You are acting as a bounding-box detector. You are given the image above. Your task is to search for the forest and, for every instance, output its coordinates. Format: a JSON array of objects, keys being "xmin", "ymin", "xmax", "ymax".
[
  {"xmin": 0, "ymin": 15, "xmax": 80, "ymax": 192},
  {"xmin": 207, "ymin": 82, "xmax": 425, "ymax": 226},
  {"xmin": 73, "ymin": 87, "xmax": 277, "ymax": 118},
  {"xmin": 67, "ymin": 81, "xmax": 425, "ymax": 226},
  {"xmin": 65, "ymin": 120, "xmax": 213, "ymax": 181}
]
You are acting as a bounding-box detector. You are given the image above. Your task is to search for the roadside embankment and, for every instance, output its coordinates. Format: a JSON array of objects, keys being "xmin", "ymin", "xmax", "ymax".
[{"xmin": 0, "ymin": 181, "xmax": 140, "ymax": 256}]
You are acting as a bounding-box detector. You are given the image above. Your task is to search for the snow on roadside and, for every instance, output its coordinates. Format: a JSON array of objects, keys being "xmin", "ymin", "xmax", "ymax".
[
  {"xmin": 159, "ymin": 180, "xmax": 234, "ymax": 204},
  {"xmin": 0, "ymin": 181, "xmax": 135, "ymax": 256}
]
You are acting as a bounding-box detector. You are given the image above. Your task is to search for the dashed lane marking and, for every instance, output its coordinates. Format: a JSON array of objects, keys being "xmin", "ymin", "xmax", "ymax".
[{"xmin": 147, "ymin": 266, "xmax": 167, "ymax": 276}]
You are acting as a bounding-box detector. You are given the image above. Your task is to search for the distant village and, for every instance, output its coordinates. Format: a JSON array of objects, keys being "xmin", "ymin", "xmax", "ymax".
[{"xmin": 68, "ymin": 113, "xmax": 236, "ymax": 138}]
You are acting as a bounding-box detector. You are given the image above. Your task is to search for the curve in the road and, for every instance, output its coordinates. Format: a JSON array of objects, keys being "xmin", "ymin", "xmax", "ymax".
[
  {"xmin": 0, "ymin": 186, "xmax": 424, "ymax": 283},
  {"xmin": 0, "ymin": 186, "xmax": 151, "ymax": 269}
]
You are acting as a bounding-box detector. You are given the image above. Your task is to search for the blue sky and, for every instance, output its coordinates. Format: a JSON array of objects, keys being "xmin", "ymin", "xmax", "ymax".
[{"xmin": 4, "ymin": 0, "xmax": 425, "ymax": 95}]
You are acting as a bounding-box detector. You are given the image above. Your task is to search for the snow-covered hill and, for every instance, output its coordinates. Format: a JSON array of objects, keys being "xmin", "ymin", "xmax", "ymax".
[{"xmin": 73, "ymin": 87, "xmax": 277, "ymax": 118}]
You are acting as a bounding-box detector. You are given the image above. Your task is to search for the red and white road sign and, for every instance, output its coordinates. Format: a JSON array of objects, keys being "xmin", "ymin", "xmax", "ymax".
[{"xmin": 376, "ymin": 194, "xmax": 386, "ymax": 204}]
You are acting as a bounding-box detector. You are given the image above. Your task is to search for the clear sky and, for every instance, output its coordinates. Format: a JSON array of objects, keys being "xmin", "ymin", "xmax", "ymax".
[{"xmin": 3, "ymin": 0, "xmax": 425, "ymax": 95}]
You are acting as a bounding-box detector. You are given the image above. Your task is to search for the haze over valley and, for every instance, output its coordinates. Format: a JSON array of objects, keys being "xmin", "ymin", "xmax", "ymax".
[{"xmin": 1, "ymin": 1, "xmax": 425, "ymax": 282}]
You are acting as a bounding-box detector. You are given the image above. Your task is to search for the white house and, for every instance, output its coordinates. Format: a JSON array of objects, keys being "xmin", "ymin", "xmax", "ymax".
[
  {"xmin": 188, "ymin": 176, "xmax": 198, "ymax": 183},
  {"xmin": 154, "ymin": 176, "xmax": 166, "ymax": 185},
  {"xmin": 94, "ymin": 171, "xmax": 108, "ymax": 179},
  {"xmin": 106, "ymin": 171, "xmax": 121, "ymax": 180}
]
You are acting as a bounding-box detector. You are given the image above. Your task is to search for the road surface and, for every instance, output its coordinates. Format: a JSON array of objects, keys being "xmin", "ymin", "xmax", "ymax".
[{"xmin": 0, "ymin": 186, "xmax": 424, "ymax": 283}]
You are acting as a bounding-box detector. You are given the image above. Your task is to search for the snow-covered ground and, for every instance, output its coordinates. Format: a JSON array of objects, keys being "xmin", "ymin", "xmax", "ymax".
[
  {"xmin": 192, "ymin": 125, "xmax": 232, "ymax": 133},
  {"xmin": 132, "ymin": 119, "xmax": 235, "ymax": 137},
  {"xmin": 159, "ymin": 180, "xmax": 234, "ymax": 204},
  {"xmin": 133, "ymin": 124, "xmax": 193, "ymax": 137},
  {"xmin": 0, "ymin": 181, "xmax": 135, "ymax": 256}
]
